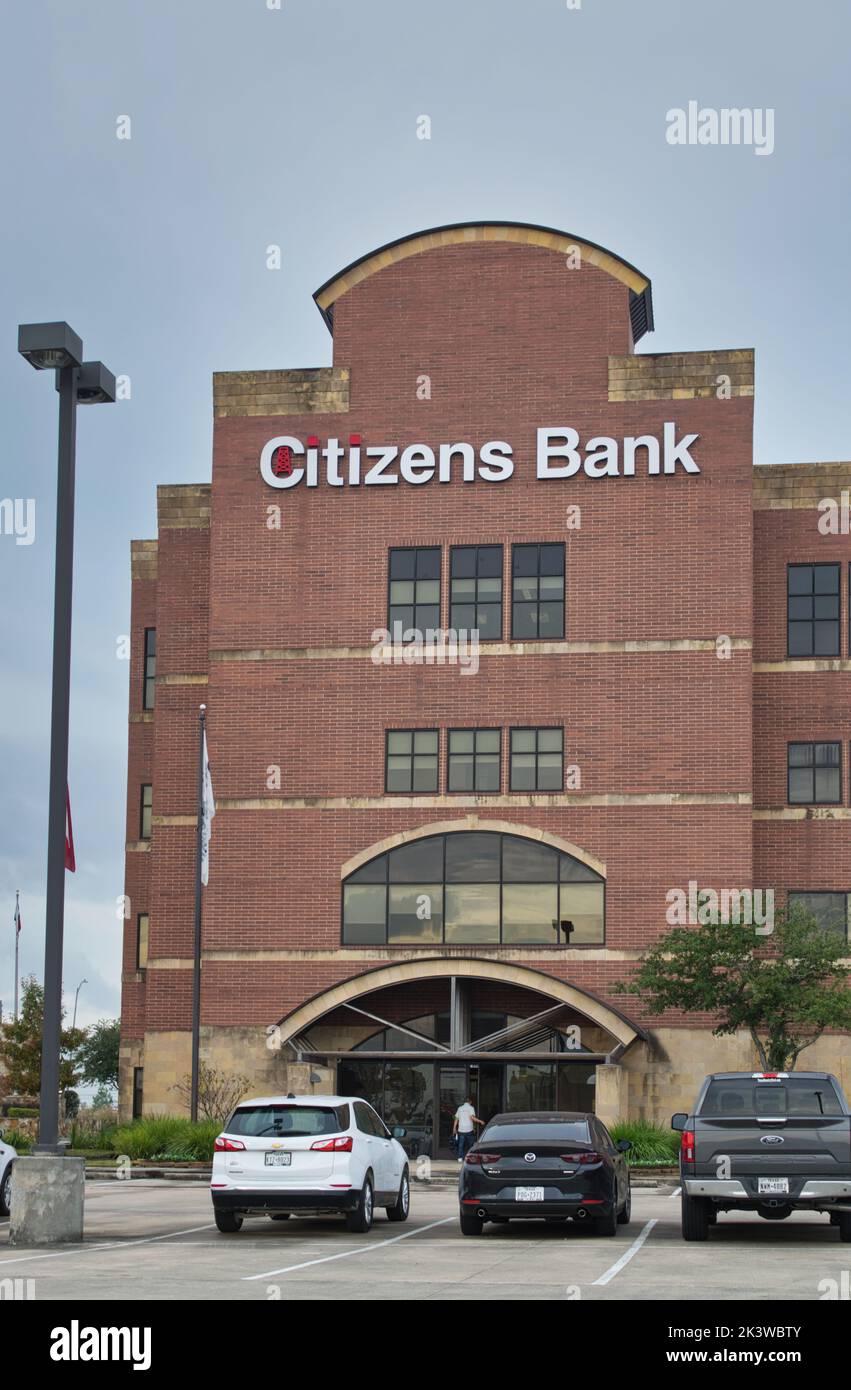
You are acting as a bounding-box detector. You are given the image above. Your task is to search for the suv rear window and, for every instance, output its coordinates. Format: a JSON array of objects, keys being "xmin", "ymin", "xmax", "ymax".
[
  {"xmin": 226, "ymin": 1104, "xmax": 350, "ymax": 1137},
  {"xmin": 480, "ymin": 1121, "xmax": 591, "ymax": 1145},
  {"xmin": 702, "ymin": 1079, "xmax": 843, "ymax": 1117}
]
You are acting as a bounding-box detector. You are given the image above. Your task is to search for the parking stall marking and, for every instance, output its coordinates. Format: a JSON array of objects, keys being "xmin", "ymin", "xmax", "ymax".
[
  {"xmin": 0, "ymin": 1222, "xmax": 217, "ymax": 1269},
  {"xmin": 591, "ymin": 1218, "xmax": 658, "ymax": 1286},
  {"xmin": 242, "ymin": 1216, "xmax": 455, "ymax": 1281}
]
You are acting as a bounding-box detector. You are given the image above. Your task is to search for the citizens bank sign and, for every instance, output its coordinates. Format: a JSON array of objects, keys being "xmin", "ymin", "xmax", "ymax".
[{"xmin": 259, "ymin": 424, "xmax": 700, "ymax": 490}]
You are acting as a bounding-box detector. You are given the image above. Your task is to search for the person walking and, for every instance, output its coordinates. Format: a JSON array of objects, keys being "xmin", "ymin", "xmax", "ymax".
[{"xmin": 452, "ymin": 1093, "xmax": 484, "ymax": 1162}]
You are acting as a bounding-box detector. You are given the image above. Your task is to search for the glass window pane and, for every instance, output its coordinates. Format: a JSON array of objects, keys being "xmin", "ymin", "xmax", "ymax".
[
  {"xmin": 477, "ymin": 576, "xmax": 502, "ymax": 600},
  {"xmin": 416, "ymin": 605, "xmax": 440, "ymax": 631},
  {"xmin": 505, "ymin": 1063, "xmax": 555, "ymax": 1111},
  {"xmin": 503, "ymin": 837, "xmax": 559, "ymax": 881},
  {"xmin": 451, "ymin": 547, "xmax": 476, "ymax": 578},
  {"xmin": 814, "ymin": 595, "xmax": 839, "ymax": 619},
  {"xmin": 476, "ymin": 755, "xmax": 500, "ymax": 791},
  {"xmin": 511, "ymin": 753, "xmax": 536, "ymax": 790},
  {"xmin": 451, "ymin": 603, "xmax": 476, "ymax": 630},
  {"xmin": 387, "ymin": 758, "xmax": 412, "ymax": 792},
  {"xmin": 788, "ymin": 767, "xmax": 814, "ymax": 802},
  {"xmin": 512, "ymin": 729, "xmax": 536, "ymax": 753},
  {"xmin": 538, "ymin": 729, "xmax": 563, "ymax": 753},
  {"xmin": 389, "ymin": 838, "xmax": 444, "ymax": 882},
  {"xmin": 788, "ymin": 623, "xmax": 813, "ymax": 656},
  {"xmin": 788, "ymin": 596, "xmax": 813, "ymax": 620},
  {"xmin": 513, "ymin": 575, "xmax": 539, "ymax": 602},
  {"xmin": 412, "ymin": 756, "xmax": 438, "ymax": 792},
  {"xmin": 512, "ymin": 604, "xmax": 538, "ymax": 639},
  {"xmin": 451, "ymin": 577, "xmax": 476, "ymax": 598},
  {"xmin": 416, "ymin": 549, "xmax": 441, "ymax": 579},
  {"xmin": 513, "ymin": 545, "xmax": 538, "ymax": 576},
  {"xmin": 389, "ymin": 605, "xmax": 414, "ymax": 631},
  {"xmin": 559, "ymin": 884, "xmax": 605, "ymax": 943},
  {"xmin": 538, "ymin": 602, "xmax": 564, "ymax": 637},
  {"xmin": 787, "ymin": 567, "xmax": 812, "ymax": 595},
  {"xmin": 539, "ymin": 574, "xmax": 565, "ymax": 599},
  {"xmin": 413, "ymin": 730, "xmax": 438, "ymax": 754},
  {"xmin": 388, "ymin": 885, "xmax": 443, "ymax": 943},
  {"xmin": 502, "ymin": 884, "xmax": 558, "ymax": 942},
  {"xmin": 347, "ymin": 855, "xmax": 387, "ymax": 884},
  {"xmin": 445, "ymin": 833, "xmax": 500, "ymax": 881},
  {"xmin": 477, "ymin": 547, "xmax": 503, "ymax": 578},
  {"xmin": 788, "ymin": 744, "xmax": 813, "ymax": 766},
  {"xmin": 477, "ymin": 730, "xmax": 500, "ymax": 753},
  {"xmin": 788, "ymin": 892, "xmax": 846, "ymax": 937},
  {"xmin": 450, "ymin": 730, "xmax": 475, "ymax": 753},
  {"xmin": 537, "ymin": 754, "xmax": 563, "ymax": 789},
  {"xmin": 815, "ymin": 767, "xmax": 840, "ymax": 802},
  {"xmin": 390, "ymin": 580, "xmax": 414, "ymax": 604},
  {"xmin": 387, "ymin": 731, "xmax": 413, "ymax": 755},
  {"xmin": 540, "ymin": 544, "xmax": 565, "ymax": 575},
  {"xmin": 444, "ymin": 884, "xmax": 500, "ymax": 941},
  {"xmin": 415, "ymin": 579, "xmax": 440, "ymax": 605},
  {"xmin": 476, "ymin": 605, "xmax": 501, "ymax": 639},
  {"xmin": 814, "ymin": 564, "xmax": 839, "ymax": 593},
  {"xmin": 560, "ymin": 855, "xmax": 602, "ymax": 882},
  {"xmin": 815, "ymin": 742, "xmax": 840, "ymax": 765},
  {"xmin": 343, "ymin": 885, "xmax": 386, "ymax": 942},
  {"xmin": 390, "ymin": 550, "xmax": 416, "ymax": 579},
  {"xmin": 448, "ymin": 755, "xmax": 474, "ymax": 791},
  {"xmin": 814, "ymin": 621, "xmax": 839, "ymax": 655}
]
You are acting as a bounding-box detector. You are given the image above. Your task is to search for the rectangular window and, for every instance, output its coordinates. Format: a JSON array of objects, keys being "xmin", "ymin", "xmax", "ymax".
[
  {"xmin": 385, "ymin": 730, "xmax": 439, "ymax": 793},
  {"xmin": 787, "ymin": 742, "xmax": 841, "ymax": 804},
  {"xmin": 787, "ymin": 891, "xmax": 849, "ymax": 942},
  {"xmin": 510, "ymin": 727, "xmax": 564, "ymax": 791},
  {"xmin": 450, "ymin": 546, "xmax": 503, "ymax": 640},
  {"xmin": 142, "ymin": 628, "xmax": 156, "ymax": 710},
  {"xmin": 139, "ymin": 783, "xmax": 153, "ymax": 839},
  {"xmin": 136, "ymin": 912, "xmax": 149, "ymax": 970},
  {"xmin": 787, "ymin": 564, "xmax": 840, "ymax": 657},
  {"xmin": 132, "ymin": 1067, "xmax": 144, "ymax": 1119},
  {"xmin": 447, "ymin": 729, "xmax": 501, "ymax": 792},
  {"xmin": 511, "ymin": 543, "xmax": 565, "ymax": 639},
  {"xmin": 388, "ymin": 547, "xmax": 441, "ymax": 635}
]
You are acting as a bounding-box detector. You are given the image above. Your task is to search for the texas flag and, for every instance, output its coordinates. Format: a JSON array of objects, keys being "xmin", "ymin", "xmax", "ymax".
[
  {"xmin": 65, "ymin": 786, "xmax": 76, "ymax": 872},
  {"xmin": 200, "ymin": 732, "xmax": 215, "ymax": 886}
]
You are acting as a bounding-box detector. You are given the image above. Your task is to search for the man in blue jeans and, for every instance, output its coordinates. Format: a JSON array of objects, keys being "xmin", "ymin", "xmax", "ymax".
[{"xmin": 452, "ymin": 1095, "xmax": 484, "ymax": 1162}]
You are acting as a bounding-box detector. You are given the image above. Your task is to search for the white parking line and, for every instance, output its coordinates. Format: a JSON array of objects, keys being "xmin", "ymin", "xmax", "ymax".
[
  {"xmin": 242, "ymin": 1216, "xmax": 454, "ymax": 1280},
  {"xmin": 591, "ymin": 1219, "xmax": 657, "ymax": 1286},
  {"xmin": 0, "ymin": 1222, "xmax": 216, "ymax": 1268},
  {"xmin": 671, "ymin": 1186, "xmax": 681, "ymax": 1198}
]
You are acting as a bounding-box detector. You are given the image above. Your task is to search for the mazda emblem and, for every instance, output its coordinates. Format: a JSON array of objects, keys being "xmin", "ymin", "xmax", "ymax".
[
  {"xmin": 524, "ymin": 1152, "xmax": 536, "ymax": 1162},
  {"xmin": 760, "ymin": 1135, "xmax": 784, "ymax": 1145}
]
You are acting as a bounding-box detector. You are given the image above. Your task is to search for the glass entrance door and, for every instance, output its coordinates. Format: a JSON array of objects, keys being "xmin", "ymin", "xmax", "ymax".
[{"xmin": 437, "ymin": 1066, "xmax": 468, "ymax": 1158}]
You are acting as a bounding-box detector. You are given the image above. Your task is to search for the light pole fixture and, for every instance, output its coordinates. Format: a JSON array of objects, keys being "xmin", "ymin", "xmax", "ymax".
[
  {"xmin": 72, "ymin": 978, "xmax": 88, "ymax": 1031},
  {"xmin": 18, "ymin": 322, "xmax": 115, "ymax": 1157}
]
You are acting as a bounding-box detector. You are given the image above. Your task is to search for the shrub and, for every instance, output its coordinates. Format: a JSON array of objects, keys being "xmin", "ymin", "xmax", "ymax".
[
  {"xmin": 8, "ymin": 1107, "xmax": 38, "ymax": 1119},
  {"xmin": 0, "ymin": 1127, "xmax": 32, "ymax": 1153},
  {"xmin": 110, "ymin": 1117, "xmax": 220, "ymax": 1161},
  {"xmin": 610, "ymin": 1120, "xmax": 679, "ymax": 1166}
]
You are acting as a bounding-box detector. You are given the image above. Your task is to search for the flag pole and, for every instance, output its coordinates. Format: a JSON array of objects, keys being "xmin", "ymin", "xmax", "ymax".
[
  {"xmin": 14, "ymin": 890, "xmax": 20, "ymax": 1022},
  {"xmin": 190, "ymin": 704, "xmax": 206, "ymax": 1124}
]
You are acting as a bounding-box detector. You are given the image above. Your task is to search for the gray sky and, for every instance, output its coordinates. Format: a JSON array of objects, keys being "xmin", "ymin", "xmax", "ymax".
[{"xmin": 1, "ymin": 0, "xmax": 849, "ymax": 1032}]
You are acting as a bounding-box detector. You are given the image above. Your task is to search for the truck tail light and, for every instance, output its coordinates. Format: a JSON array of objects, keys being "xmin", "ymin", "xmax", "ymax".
[
  {"xmin": 310, "ymin": 1135, "xmax": 354, "ymax": 1152},
  {"xmin": 680, "ymin": 1130, "xmax": 696, "ymax": 1164},
  {"xmin": 214, "ymin": 1136, "xmax": 246, "ymax": 1152}
]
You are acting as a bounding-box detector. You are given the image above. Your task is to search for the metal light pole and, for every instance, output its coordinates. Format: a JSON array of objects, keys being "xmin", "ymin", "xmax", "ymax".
[
  {"xmin": 72, "ymin": 978, "xmax": 88, "ymax": 1031},
  {"xmin": 18, "ymin": 324, "xmax": 115, "ymax": 1157}
]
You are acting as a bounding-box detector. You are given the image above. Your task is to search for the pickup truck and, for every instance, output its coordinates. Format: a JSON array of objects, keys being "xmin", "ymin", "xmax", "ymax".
[{"xmin": 671, "ymin": 1071, "xmax": 851, "ymax": 1241}]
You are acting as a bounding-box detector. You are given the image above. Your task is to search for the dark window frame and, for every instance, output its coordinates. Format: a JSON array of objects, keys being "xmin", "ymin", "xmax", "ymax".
[
  {"xmin": 142, "ymin": 627, "xmax": 156, "ymax": 711},
  {"xmin": 340, "ymin": 831, "xmax": 605, "ymax": 948},
  {"xmin": 136, "ymin": 911, "xmax": 149, "ymax": 970},
  {"xmin": 132, "ymin": 1067, "xmax": 144, "ymax": 1120},
  {"xmin": 787, "ymin": 563, "xmax": 840, "ymax": 659},
  {"xmin": 786, "ymin": 741, "xmax": 842, "ymax": 806},
  {"xmin": 387, "ymin": 546, "xmax": 442, "ymax": 635},
  {"xmin": 786, "ymin": 890, "xmax": 849, "ymax": 943},
  {"xmin": 449, "ymin": 545, "xmax": 504, "ymax": 642},
  {"xmin": 446, "ymin": 727, "xmax": 502, "ymax": 793},
  {"xmin": 511, "ymin": 543, "xmax": 566, "ymax": 641},
  {"xmin": 139, "ymin": 783, "xmax": 153, "ymax": 840},
  {"xmin": 384, "ymin": 728, "xmax": 440, "ymax": 794},
  {"xmin": 509, "ymin": 726, "xmax": 564, "ymax": 792}
]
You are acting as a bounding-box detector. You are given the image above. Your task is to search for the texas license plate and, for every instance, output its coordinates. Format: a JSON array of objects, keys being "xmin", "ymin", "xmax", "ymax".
[
  {"xmin": 515, "ymin": 1186, "xmax": 545, "ymax": 1201},
  {"xmin": 758, "ymin": 1177, "xmax": 789, "ymax": 1195},
  {"xmin": 265, "ymin": 1152, "xmax": 292, "ymax": 1166}
]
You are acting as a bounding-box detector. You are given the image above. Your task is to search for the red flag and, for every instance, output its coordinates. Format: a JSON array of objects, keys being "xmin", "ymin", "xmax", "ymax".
[{"xmin": 65, "ymin": 786, "xmax": 76, "ymax": 872}]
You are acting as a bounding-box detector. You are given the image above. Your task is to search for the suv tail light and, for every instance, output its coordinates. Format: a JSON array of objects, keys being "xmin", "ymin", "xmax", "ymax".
[
  {"xmin": 310, "ymin": 1135, "xmax": 354, "ymax": 1152},
  {"xmin": 680, "ymin": 1129, "xmax": 696, "ymax": 1164},
  {"xmin": 560, "ymin": 1150, "xmax": 600, "ymax": 1165},
  {"xmin": 464, "ymin": 1152, "xmax": 502, "ymax": 1166},
  {"xmin": 214, "ymin": 1136, "xmax": 246, "ymax": 1152}
]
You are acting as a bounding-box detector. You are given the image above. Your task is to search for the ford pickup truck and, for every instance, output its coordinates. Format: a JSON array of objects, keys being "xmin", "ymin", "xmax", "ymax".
[{"xmin": 671, "ymin": 1071, "xmax": 851, "ymax": 1241}]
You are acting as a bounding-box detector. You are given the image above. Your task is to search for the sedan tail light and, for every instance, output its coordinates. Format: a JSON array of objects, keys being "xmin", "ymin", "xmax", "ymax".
[
  {"xmin": 560, "ymin": 1151, "xmax": 600, "ymax": 1165},
  {"xmin": 464, "ymin": 1151, "xmax": 502, "ymax": 1166},
  {"xmin": 680, "ymin": 1129, "xmax": 696, "ymax": 1164},
  {"xmin": 214, "ymin": 1136, "xmax": 246, "ymax": 1152},
  {"xmin": 310, "ymin": 1135, "xmax": 354, "ymax": 1152}
]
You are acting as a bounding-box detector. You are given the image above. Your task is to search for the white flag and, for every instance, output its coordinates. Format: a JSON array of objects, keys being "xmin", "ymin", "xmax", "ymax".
[{"xmin": 200, "ymin": 729, "xmax": 215, "ymax": 886}]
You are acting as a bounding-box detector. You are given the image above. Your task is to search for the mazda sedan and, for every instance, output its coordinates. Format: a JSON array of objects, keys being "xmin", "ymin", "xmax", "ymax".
[{"xmin": 458, "ymin": 1111, "xmax": 631, "ymax": 1236}]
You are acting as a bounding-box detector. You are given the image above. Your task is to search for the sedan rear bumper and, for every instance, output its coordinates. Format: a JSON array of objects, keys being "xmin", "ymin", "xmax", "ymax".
[
  {"xmin": 212, "ymin": 1188, "xmax": 360, "ymax": 1213},
  {"xmin": 461, "ymin": 1195, "xmax": 614, "ymax": 1219}
]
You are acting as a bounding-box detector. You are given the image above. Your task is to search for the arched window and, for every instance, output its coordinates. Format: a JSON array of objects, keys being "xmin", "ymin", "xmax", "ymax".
[{"xmin": 342, "ymin": 832, "xmax": 604, "ymax": 946}]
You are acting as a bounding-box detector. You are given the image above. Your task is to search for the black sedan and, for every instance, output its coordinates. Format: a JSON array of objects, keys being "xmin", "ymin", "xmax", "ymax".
[{"xmin": 458, "ymin": 1111, "xmax": 631, "ymax": 1236}]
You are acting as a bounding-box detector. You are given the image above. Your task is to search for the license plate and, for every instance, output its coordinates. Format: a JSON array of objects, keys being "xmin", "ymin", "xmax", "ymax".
[
  {"xmin": 515, "ymin": 1186, "xmax": 545, "ymax": 1201},
  {"xmin": 758, "ymin": 1177, "xmax": 789, "ymax": 1195},
  {"xmin": 265, "ymin": 1152, "xmax": 292, "ymax": 1166}
]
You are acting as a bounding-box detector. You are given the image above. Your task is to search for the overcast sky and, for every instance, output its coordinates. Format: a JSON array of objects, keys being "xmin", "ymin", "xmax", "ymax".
[{"xmin": 1, "ymin": 0, "xmax": 848, "ymax": 1032}]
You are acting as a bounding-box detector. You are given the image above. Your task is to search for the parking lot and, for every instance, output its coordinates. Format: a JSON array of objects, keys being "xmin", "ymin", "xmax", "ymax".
[{"xmin": 1, "ymin": 1179, "xmax": 848, "ymax": 1300}]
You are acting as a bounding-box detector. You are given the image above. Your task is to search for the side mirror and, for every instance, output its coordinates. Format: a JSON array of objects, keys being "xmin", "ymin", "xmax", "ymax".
[
  {"xmin": 392, "ymin": 1126, "xmax": 407, "ymax": 1140},
  {"xmin": 616, "ymin": 1138, "xmax": 632, "ymax": 1153},
  {"xmin": 670, "ymin": 1113, "xmax": 688, "ymax": 1132}
]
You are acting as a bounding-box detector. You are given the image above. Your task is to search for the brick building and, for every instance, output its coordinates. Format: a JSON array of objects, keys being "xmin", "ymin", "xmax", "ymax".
[{"xmin": 119, "ymin": 222, "xmax": 851, "ymax": 1146}]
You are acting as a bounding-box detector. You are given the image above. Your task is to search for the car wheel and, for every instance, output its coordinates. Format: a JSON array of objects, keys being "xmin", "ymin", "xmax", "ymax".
[
  {"xmin": 837, "ymin": 1211, "xmax": 851, "ymax": 1243},
  {"xmin": 617, "ymin": 1182, "xmax": 631, "ymax": 1225},
  {"xmin": 460, "ymin": 1210, "xmax": 484, "ymax": 1236},
  {"xmin": 0, "ymin": 1164, "xmax": 12, "ymax": 1217},
  {"xmin": 594, "ymin": 1205, "xmax": 618, "ymax": 1236},
  {"xmin": 386, "ymin": 1168, "xmax": 410, "ymax": 1223},
  {"xmin": 681, "ymin": 1191, "xmax": 710, "ymax": 1241},
  {"xmin": 346, "ymin": 1174, "xmax": 374, "ymax": 1233},
  {"xmin": 214, "ymin": 1209, "xmax": 243, "ymax": 1233},
  {"xmin": 269, "ymin": 1213, "xmax": 291, "ymax": 1221}
]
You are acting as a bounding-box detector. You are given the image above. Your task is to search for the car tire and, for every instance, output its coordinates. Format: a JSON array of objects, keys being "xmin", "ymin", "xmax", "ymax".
[
  {"xmin": 617, "ymin": 1182, "xmax": 632, "ymax": 1225},
  {"xmin": 346, "ymin": 1174, "xmax": 374, "ymax": 1233},
  {"xmin": 460, "ymin": 1210, "xmax": 484, "ymax": 1236},
  {"xmin": 214, "ymin": 1209, "xmax": 243, "ymax": 1233},
  {"xmin": 594, "ymin": 1205, "xmax": 618, "ymax": 1236},
  {"xmin": 385, "ymin": 1168, "xmax": 410, "ymax": 1223},
  {"xmin": 0, "ymin": 1164, "xmax": 12, "ymax": 1217},
  {"xmin": 269, "ymin": 1213, "xmax": 291, "ymax": 1221},
  {"xmin": 681, "ymin": 1191, "xmax": 710, "ymax": 1241},
  {"xmin": 837, "ymin": 1211, "xmax": 851, "ymax": 1243}
]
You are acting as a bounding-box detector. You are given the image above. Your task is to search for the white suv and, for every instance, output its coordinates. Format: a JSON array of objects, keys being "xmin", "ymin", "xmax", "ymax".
[{"xmin": 211, "ymin": 1095, "xmax": 410, "ymax": 1234}]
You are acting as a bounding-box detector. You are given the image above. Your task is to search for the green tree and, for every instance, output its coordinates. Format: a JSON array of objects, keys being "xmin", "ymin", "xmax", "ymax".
[
  {"xmin": 615, "ymin": 904, "xmax": 851, "ymax": 1071},
  {"xmin": 0, "ymin": 976, "xmax": 85, "ymax": 1096},
  {"xmin": 76, "ymin": 1019, "xmax": 120, "ymax": 1090}
]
